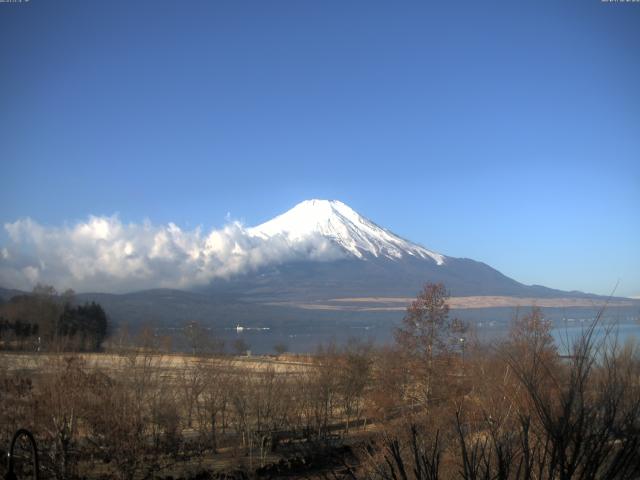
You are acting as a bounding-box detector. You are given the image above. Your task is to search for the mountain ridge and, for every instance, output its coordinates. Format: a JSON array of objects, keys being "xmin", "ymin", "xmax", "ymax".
[{"xmin": 201, "ymin": 199, "xmax": 583, "ymax": 301}]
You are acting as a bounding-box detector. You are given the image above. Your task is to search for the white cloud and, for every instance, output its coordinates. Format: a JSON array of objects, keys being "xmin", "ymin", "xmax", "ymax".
[{"xmin": 0, "ymin": 215, "xmax": 344, "ymax": 293}]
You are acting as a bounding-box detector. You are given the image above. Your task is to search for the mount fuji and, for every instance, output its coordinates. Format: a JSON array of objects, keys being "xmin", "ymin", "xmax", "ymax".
[
  {"xmin": 201, "ymin": 199, "xmax": 580, "ymax": 301},
  {"xmin": 249, "ymin": 199, "xmax": 445, "ymax": 264},
  {"xmin": 17, "ymin": 199, "xmax": 630, "ymax": 331}
]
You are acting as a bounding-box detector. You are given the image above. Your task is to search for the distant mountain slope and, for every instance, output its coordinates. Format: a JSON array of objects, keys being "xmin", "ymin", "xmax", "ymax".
[
  {"xmin": 201, "ymin": 255, "xmax": 595, "ymax": 301},
  {"xmin": 0, "ymin": 287, "xmax": 25, "ymax": 302},
  {"xmin": 199, "ymin": 199, "xmax": 599, "ymax": 300}
]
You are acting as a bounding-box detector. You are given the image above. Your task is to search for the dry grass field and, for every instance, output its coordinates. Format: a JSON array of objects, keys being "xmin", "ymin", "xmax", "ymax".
[{"xmin": 0, "ymin": 351, "xmax": 315, "ymax": 375}]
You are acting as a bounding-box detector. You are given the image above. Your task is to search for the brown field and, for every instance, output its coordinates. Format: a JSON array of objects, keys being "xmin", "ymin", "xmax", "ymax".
[
  {"xmin": 0, "ymin": 351, "xmax": 315, "ymax": 374},
  {"xmin": 1, "ymin": 349, "xmax": 367, "ymax": 479}
]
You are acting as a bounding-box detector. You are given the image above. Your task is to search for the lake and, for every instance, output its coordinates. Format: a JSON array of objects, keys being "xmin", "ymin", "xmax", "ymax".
[{"xmin": 163, "ymin": 317, "xmax": 640, "ymax": 355}]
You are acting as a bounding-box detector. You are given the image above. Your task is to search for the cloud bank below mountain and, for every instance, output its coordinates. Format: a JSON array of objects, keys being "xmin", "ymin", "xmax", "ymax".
[{"xmin": 0, "ymin": 216, "xmax": 346, "ymax": 293}]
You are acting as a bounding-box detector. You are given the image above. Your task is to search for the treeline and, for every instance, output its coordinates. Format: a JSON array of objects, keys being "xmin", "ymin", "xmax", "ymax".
[
  {"xmin": 1, "ymin": 284, "xmax": 639, "ymax": 480},
  {"xmin": 0, "ymin": 284, "xmax": 108, "ymax": 351}
]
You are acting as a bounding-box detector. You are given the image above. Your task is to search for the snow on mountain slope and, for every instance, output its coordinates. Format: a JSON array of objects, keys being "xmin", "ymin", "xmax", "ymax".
[{"xmin": 249, "ymin": 199, "xmax": 445, "ymax": 265}]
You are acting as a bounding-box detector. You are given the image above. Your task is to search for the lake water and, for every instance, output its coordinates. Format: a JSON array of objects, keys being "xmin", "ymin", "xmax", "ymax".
[
  {"xmin": 165, "ymin": 319, "xmax": 640, "ymax": 355},
  {"xmin": 551, "ymin": 322, "xmax": 640, "ymax": 355}
]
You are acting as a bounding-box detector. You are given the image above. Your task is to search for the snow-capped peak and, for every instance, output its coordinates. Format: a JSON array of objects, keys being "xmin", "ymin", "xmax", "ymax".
[{"xmin": 249, "ymin": 199, "xmax": 445, "ymax": 265}]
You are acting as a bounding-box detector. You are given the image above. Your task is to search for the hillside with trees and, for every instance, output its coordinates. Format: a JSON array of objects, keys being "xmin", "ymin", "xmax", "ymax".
[{"xmin": 0, "ymin": 284, "xmax": 108, "ymax": 352}]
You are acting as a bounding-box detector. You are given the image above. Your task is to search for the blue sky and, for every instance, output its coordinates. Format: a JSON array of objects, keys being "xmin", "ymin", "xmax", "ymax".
[{"xmin": 0, "ymin": 0, "xmax": 639, "ymax": 296}]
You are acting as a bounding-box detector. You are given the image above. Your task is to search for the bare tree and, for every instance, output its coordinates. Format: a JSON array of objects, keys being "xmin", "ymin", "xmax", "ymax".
[
  {"xmin": 197, "ymin": 359, "xmax": 232, "ymax": 453},
  {"xmin": 394, "ymin": 283, "xmax": 456, "ymax": 405},
  {"xmin": 273, "ymin": 342, "xmax": 288, "ymax": 356},
  {"xmin": 233, "ymin": 337, "xmax": 250, "ymax": 356},
  {"xmin": 183, "ymin": 321, "xmax": 211, "ymax": 356},
  {"xmin": 368, "ymin": 345, "xmax": 411, "ymax": 421},
  {"xmin": 35, "ymin": 355, "xmax": 86, "ymax": 479},
  {"xmin": 507, "ymin": 306, "xmax": 557, "ymax": 369},
  {"xmin": 84, "ymin": 350, "xmax": 168, "ymax": 480},
  {"xmin": 338, "ymin": 338, "xmax": 373, "ymax": 432},
  {"xmin": 179, "ymin": 361, "xmax": 205, "ymax": 429}
]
